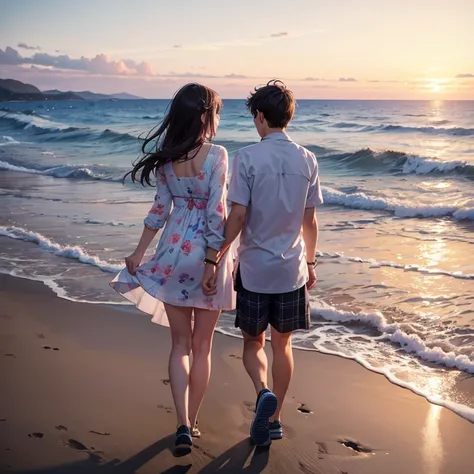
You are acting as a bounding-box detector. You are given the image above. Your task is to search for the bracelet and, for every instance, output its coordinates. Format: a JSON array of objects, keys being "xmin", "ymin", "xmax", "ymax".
[
  {"xmin": 307, "ymin": 260, "xmax": 317, "ymax": 267},
  {"xmin": 204, "ymin": 258, "xmax": 217, "ymax": 266}
]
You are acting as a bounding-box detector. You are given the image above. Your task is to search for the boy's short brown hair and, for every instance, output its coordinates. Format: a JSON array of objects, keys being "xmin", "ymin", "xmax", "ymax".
[{"xmin": 246, "ymin": 80, "xmax": 296, "ymax": 129}]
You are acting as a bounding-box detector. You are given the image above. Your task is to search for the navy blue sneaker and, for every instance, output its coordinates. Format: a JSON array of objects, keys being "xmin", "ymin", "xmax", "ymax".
[
  {"xmin": 269, "ymin": 420, "xmax": 283, "ymax": 440},
  {"xmin": 250, "ymin": 389, "xmax": 278, "ymax": 446},
  {"xmin": 175, "ymin": 425, "xmax": 192, "ymax": 453}
]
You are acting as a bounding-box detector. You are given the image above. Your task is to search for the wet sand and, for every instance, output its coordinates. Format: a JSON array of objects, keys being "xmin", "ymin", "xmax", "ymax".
[{"xmin": 1, "ymin": 274, "xmax": 473, "ymax": 474}]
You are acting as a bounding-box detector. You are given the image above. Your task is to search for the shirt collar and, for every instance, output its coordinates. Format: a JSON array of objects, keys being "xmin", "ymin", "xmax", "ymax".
[{"xmin": 261, "ymin": 131, "xmax": 291, "ymax": 142}]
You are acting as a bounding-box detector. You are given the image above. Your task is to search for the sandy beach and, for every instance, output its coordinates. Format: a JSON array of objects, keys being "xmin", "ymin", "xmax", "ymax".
[{"xmin": 1, "ymin": 273, "xmax": 474, "ymax": 474}]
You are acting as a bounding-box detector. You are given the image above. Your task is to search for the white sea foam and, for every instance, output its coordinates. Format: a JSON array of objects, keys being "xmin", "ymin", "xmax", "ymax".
[
  {"xmin": 322, "ymin": 186, "xmax": 474, "ymax": 220},
  {"xmin": 0, "ymin": 160, "xmax": 44, "ymax": 174},
  {"xmin": 317, "ymin": 250, "xmax": 474, "ymax": 280},
  {"xmin": 402, "ymin": 156, "xmax": 469, "ymax": 175},
  {"xmin": 310, "ymin": 303, "xmax": 474, "ymax": 374},
  {"xmin": 0, "ymin": 135, "xmax": 20, "ymax": 146},
  {"xmin": 0, "ymin": 159, "xmax": 117, "ymax": 181},
  {"xmin": 0, "ymin": 225, "xmax": 123, "ymax": 273}
]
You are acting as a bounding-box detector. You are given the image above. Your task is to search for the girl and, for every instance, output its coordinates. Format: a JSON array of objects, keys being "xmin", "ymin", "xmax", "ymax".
[{"xmin": 111, "ymin": 83, "xmax": 234, "ymax": 451}]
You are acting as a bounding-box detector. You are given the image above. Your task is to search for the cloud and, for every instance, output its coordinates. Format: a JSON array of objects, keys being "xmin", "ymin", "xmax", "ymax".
[
  {"xmin": 173, "ymin": 44, "xmax": 182, "ymax": 48},
  {"xmin": 367, "ymin": 79, "xmax": 399, "ymax": 83},
  {"xmin": 339, "ymin": 77, "xmax": 357, "ymax": 82},
  {"xmin": 224, "ymin": 73, "xmax": 247, "ymax": 79},
  {"xmin": 166, "ymin": 71, "xmax": 219, "ymax": 78},
  {"xmin": 456, "ymin": 73, "xmax": 474, "ymax": 78},
  {"xmin": 303, "ymin": 77, "xmax": 320, "ymax": 81},
  {"xmin": 0, "ymin": 46, "xmax": 155, "ymax": 76},
  {"xmin": 0, "ymin": 46, "xmax": 23, "ymax": 65},
  {"xmin": 18, "ymin": 42, "xmax": 41, "ymax": 51},
  {"xmin": 269, "ymin": 32, "xmax": 288, "ymax": 38}
]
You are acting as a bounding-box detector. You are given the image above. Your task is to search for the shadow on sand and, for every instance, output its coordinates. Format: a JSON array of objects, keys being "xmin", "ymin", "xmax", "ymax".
[{"xmin": 14, "ymin": 435, "xmax": 270, "ymax": 474}]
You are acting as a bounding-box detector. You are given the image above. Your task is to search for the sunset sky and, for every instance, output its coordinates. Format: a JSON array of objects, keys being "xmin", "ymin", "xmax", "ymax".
[{"xmin": 1, "ymin": 0, "xmax": 473, "ymax": 99}]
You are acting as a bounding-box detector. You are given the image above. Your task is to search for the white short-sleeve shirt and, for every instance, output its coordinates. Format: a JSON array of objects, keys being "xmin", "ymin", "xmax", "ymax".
[{"xmin": 228, "ymin": 132, "xmax": 323, "ymax": 294}]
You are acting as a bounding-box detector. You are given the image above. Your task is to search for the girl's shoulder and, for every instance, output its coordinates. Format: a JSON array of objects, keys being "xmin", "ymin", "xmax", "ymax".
[{"xmin": 210, "ymin": 144, "xmax": 228, "ymax": 161}]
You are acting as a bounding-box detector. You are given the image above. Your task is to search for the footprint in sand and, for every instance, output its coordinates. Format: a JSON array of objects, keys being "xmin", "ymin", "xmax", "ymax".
[
  {"xmin": 65, "ymin": 439, "xmax": 88, "ymax": 451},
  {"xmin": 28, "ymin": 433, "xmax": 44, "ymax": 439},
  {"xmin": 0, "ymin": 419, "xmax": 6, "ymax": 422},
  {"xmin": 229, "ymin": 354, "xmax": 242, "ymax": 360},
  {"xmin": 4, "ymin": 353, "xmax": 16, "ymax": 358},
  {"xmin": 243, "ymin": 400, "xmax": 255, "ymax": 413},
  {"xmin": 37, "ymin": 334, "xmax": 46, "ymax": 339},
  {"xmin": 161, "ymin": 378, "xmax": 170, "ymax": 385},
  {"xmin": 339, "ymin": 438, "xmax": 373, "ymax": 454},
  {"xmin": 157, "ymin": 404, "xmax": 173, "ymax": 414},
  {"xmin": 316, "ymin": 441, "xmax": 328, "ymax": 454},
  {"xmin": 42, "ymin": 346, "xmax": 60, "ymax": 351},
  {"xmin": 55, "ymin": 425, "xmax": 68, "ymax": 431},
  {"xmin": 89, "ymin": 430, "xmax": 110, "ymax": 436},
  {"xmin": 297, "ymin": 403, "xmax": 312, "ymax": 414}
]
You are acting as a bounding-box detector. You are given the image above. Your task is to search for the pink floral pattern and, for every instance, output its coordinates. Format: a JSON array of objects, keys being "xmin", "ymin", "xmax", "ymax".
[
  {"xmin": 169, "ymin": 233, "xmax": 181, "ymax": 244},
  {"xmin": 181, "ymin": 240, "xmax": 193, "ymax": 255},
  {"xmin": 111, "ymin": 144, "xmax": 235, "ymax": 320}
]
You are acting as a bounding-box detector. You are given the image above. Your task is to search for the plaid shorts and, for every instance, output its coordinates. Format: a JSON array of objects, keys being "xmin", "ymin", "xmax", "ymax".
[{"xmin": 234, "ymin": 266, "xmax": 310, "ymax": 337}]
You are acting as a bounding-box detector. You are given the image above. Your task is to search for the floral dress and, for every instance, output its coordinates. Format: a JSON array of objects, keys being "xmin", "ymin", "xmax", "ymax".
[{"xmin": 111, "ymin": 144, "xmax": 235, "ymax": 326}]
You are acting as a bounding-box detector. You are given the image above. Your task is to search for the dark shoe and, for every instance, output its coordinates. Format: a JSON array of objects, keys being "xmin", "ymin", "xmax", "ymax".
[
  {"xmin": 250, "ymin": 389, "xmax": 278, "ymax": 446},
  {"xmin": 175, "ymin": 425, "xmax": 192, "ymax": 453},
  {"xmin": 269, "ymin": 420, "xmax": 283, "ymax": 440}
]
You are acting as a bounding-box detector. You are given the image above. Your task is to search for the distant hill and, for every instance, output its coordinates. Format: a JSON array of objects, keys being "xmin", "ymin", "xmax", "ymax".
[
  {"xmin": 0, "ymin": 78, "xmax": 83, "ymax": 102},
  {"xmin": 44, "ymin": 89, "xmax": 143, "ymax": 101},
  {"xmin": 0, "ymin": 78, "xmax": 143, "ymax": 102}
]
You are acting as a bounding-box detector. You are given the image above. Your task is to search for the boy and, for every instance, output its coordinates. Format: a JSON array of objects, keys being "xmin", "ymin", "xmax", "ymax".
[{"xmin": 221, "ymin": 80, "xmax": 323, "ymax": 446}]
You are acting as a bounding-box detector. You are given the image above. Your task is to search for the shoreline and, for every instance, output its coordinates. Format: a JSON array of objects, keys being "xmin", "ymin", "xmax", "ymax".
[
  {"xmin": 4, "ymin": 268, "xmax": 474, "ymax": 427},
  {"xmin": 2, "ymin": 273, "xmax": 474, "ymax": 473}
]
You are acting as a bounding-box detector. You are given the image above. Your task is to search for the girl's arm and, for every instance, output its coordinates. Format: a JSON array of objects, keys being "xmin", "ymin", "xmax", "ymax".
[{"xmin": 125, "ymin": 171, "xmax": 173, "ymax": 275}]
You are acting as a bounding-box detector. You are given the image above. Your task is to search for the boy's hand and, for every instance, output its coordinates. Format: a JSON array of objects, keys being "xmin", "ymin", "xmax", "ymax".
[
  {"xmin": 202, "ymin": 264, "xmax": 218, "ymax": 296},
  {"xmin": 307, "ymin": 265, "xmax": 317, "ymax": 290}
]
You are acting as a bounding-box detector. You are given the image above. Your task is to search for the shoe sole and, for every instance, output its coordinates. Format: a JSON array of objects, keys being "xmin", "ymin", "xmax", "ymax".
[
  {"xmin": 270, "ymin": 431, "xmax": 283, "ymax": 440},
  {"xmin": 174, "ymin": 442, "xmax": 192, "ymax": 456},
  {"xmin": 250, "ymin": 392, "xmax": 278, "ymax": 446}
]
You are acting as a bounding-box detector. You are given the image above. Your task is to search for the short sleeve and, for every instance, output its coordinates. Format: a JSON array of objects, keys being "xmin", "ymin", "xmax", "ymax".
[
  {"xmin": 205, "ymin": 146, "xmax": 229, "ymax": 250},
  {"xmin": 144, "ymin": 171, "xmax": 173, "ymax": 229},
  {"xmin": 306, "ymin": 158, "xmax": 323, "ymax": 207},
  {"xmin": 228, "ymin": 151, "xmax": 251, "ymax": 206}
]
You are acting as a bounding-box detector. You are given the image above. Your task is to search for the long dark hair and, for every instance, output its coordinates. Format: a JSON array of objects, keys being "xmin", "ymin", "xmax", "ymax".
[{"xmin": 125, "ymin": 83, "xmax": 222, "ymax": 186}]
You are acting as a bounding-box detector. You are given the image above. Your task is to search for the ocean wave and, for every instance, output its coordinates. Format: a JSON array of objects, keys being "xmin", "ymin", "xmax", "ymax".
[
  {"xmin": 0, "ymin": 159, "xmax": 123, "ymax": 181},
  {"xmin": 322, "ymin": 186, "xmax": 474, "ymax": 220},
  {"xmin": 305, "ymin": 303, "xmax": 474, "ymax": 424},
  {"xmin": 318, "ymin": 250, "xmax": 474, "ymax": 280},
  {"xmin": 0, "ymin": 135, "xmax": 20, "ymax": 146},
  {"xmin": 363, "ymin": 123, "xmax": 474, "ymax": 136},
  {"xmin": 319, "ymin": 148, "xmax": 474, "ymax": 177},
  {"xmin": 312, "ymin": 303, "xmax": 474, "ymax": 374},
  {"xmin": 84, "ymin": 218, "xmax": 134, "ymax": 227},
  {"xmin": 331, "ymin": 121, "xmax": 363, "ymax": 128},
  {"xmin": 0, "ymin": 225, "xmax": 123, "ymax": 273},
  {"xmin": 0, "ymin": 111, "xmax": 139, "ymax": 145}
]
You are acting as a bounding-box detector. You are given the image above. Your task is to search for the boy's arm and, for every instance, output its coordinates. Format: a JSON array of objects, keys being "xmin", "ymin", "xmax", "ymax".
[
  {"xmin": 303, "ymin": 206, "xmax": 318, "ymax": 289},
  {"xmin": 302, "ymin": 207, "xmax": 318, "ymax": 262},
  {"xmin": 304, "ymin": 156, "xmax": 323, "ymax": 289},
  {"xmin": 218, "ymin": 151, "xmax": 250, "ymax": 260},
  {"xmin": 219, "ymin": 203, "xmax": 247, "ymax": 258}
]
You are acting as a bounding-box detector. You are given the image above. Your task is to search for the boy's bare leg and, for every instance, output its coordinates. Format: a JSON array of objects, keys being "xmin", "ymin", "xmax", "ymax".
[
  {"xmin": 242, "ymin": 331, "xmax": 268, "ymax": 394},
  {"xmin": 270, "ymin": 327, "xmax": 294, "ymax": 421}
]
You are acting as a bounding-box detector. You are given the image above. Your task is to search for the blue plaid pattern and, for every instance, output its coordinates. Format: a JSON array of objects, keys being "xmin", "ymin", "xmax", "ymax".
[{"xmin": 234, "ymin": 267, "xmax": 310, "ymax": 336}]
